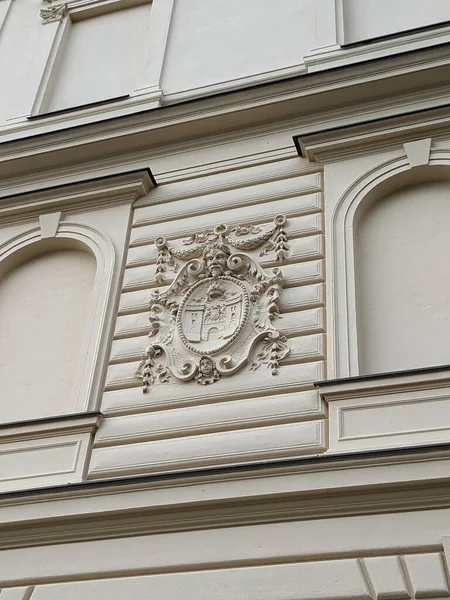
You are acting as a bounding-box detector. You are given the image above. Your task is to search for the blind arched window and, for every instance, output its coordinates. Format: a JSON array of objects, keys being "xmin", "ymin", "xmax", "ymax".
[{"xmin": 355, "ymin": 180, "xmax": 450, "ymax": 374}]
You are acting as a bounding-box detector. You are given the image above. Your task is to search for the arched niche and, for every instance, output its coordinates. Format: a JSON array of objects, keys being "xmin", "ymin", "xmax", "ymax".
[
  {"xmin": 0, "ymin": 222, "xmax": 114, "ymax": 423},
  {"xmin": 355, "ymin": 177, "xmax": 450, "ymax": 374},
  {"xmin": 331, "ymin": 152, "xmax": 450, "ymax": 377}
]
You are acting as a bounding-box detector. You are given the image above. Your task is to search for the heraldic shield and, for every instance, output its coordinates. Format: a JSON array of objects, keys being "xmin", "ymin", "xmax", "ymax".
[
  {"xmin": 180, "ymin": 277, "xmax": 248, "ymax": 353},
  {"xmin": 136, "ymin": 216, "xmax": 290, "ymax": 391}
]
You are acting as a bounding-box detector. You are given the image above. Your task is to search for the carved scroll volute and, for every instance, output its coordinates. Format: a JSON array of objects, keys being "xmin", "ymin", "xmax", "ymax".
[{"xmin": 135, "ymin": 215, "xmax": 290, "ymax": 393}]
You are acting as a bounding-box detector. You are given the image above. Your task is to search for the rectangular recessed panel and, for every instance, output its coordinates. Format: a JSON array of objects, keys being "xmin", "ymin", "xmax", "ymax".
[
  {"xmin": 45, "ymin": 4, "xmax": 152, "ymax": 112},
  {"xmin": 340, "ymin": 396, "xmax": 450, "ymax": 439},
  {"xmin": 327, "ymin": 386, "xmax": 450, "ymax": 452},
  {"xmin": 0, "ymin": 440, "xmax": 80, "ymax": 483}
]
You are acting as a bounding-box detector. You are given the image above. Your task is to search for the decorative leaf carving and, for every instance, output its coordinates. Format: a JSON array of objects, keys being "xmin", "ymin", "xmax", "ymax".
[
  {"xmin": 259, "ymin": 215, "xmax": 289, "ymax": 262},
  {"xmin": 250, "ymin": 332, "xmax": 289, "ymax": 375},
  {"xmin": 40, "ymin": 2, "xmax": 68, "ymax": 23},
  {"xmin": 138, "ymin": 346, "xmax": 171, "ymax": 394}
]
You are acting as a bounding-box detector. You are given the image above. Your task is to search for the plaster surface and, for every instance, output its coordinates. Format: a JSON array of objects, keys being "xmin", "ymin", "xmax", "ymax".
[{"xmin": 0, "ymin": 248, "xmax": 95, "ymax": 421}]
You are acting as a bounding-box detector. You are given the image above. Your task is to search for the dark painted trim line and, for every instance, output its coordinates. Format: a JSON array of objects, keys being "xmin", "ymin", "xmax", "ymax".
[
  {"xmin": 292, "ymin": 135, "xmax": 304, "ymax": 158},
  {"xmin": 315, "ymin": 362, "xmax": 450, "ymax": 387},
  {"xmin": 293, "ymin": 101, "xmax": 450, "ymax": 157},
  {"xmin": 27, "ymin": 95, "xmax": 130, "ymax": 120},
  {"xmin": 342, "ymin": 19, "xmax": 450, "ymax": 49},
  {"xmin": 1, "ymin": 441, "xmax": 450, "ymax": 500},
  {"xmin": 0, "ymin": 411, "xmax": 101, "ymax": 431}
]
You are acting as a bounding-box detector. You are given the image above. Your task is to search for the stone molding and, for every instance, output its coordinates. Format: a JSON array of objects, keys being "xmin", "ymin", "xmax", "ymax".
[
  {"xmin": 0, "ymin": 445, "xmax": 450, "ymax": 547},
  {"xmin": 1, "ymin": 550, "xmax": 449, "ymax": 599},
  {"xmin": 2, "ymin": 42, "xmax": 450, "ymax": 166},
  {"xmin": 0, "ymin": 169, "xmax": 153, "ymax": 420},
  {"xmin": 305, "ymin": 20, "xmax": 450, "ymax": 73},
  {"xmin": 0, "ymin": 169, "xmax": 154, "ymax": 225},
  {"xmin": 292, "ymin": 131, "xmax": 450, "ymax": 379},
  {"xmin": 0, "ymin": 220, "xmax": 115, "ymax": 415},
  {"xmin": 293, "ymin": 106, "xmax": 450, "ymax": 163},
  {"xmin": 0, "ymin": 412, "xmax": 101, "ymax": 443},
  {"xmin": 34, "ymin": 0, "xmax": 172, "ymax": 115},
  {"xmin": 317, "ymin": 365, "xmax": 450, "ymax": 453},
  {"xmin": 0, "ymin": 412, "xmax": 101, "ymax": 493}
]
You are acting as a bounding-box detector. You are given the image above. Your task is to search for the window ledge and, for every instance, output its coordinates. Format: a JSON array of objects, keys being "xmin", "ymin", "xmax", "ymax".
[
  {"xmin": 0, "ymin": 411, "xmax": 101, "ymax": 442},
  {"xmin": 0, "ymin": 412, "xmax": 102, "ymax": 493},
  {"xmin": 316, "ymin": 365, "xmax": 450, "ymax": 454}
]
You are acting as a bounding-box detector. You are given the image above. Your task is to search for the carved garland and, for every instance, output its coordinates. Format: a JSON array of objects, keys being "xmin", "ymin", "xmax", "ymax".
[
  {"xmin": 154, "ymin": 215, "xmax": 288, "ymax": 285},
  {"xmin": 136, "ymin": 215, "xmax": 290, "ymax": 393}
]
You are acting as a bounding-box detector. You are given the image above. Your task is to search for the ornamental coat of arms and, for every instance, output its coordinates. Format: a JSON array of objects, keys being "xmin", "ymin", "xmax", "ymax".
[{"xmin": 136, "ymin": 215, "xmax": 290, "ymax": 392}]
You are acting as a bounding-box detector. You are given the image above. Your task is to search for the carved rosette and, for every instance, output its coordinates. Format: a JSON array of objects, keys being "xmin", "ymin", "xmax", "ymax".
[{"xmin": 136, "ymin": 216, "xmax": 290, "ymax": 393}]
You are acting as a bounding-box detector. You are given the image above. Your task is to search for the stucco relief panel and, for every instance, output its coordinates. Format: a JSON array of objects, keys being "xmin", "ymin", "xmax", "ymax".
[{"xmin": 136, "ymin": 215, "xmax": 290, "ymax": 392}]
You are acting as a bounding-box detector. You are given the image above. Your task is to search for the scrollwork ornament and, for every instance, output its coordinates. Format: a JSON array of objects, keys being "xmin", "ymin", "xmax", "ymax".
[
  {"xmin": 40, "ymin": 1, "xmax": 68, "ymax": 23},
  {"xmin": 135, "ymin": 215, "xmax": 290, "ymax": 393}
]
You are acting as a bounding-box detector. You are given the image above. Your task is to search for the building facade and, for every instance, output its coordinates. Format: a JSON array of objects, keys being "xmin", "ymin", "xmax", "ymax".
[{"xmin": 1, "ymin": 0, "xmax": 450, "ymax": 597}]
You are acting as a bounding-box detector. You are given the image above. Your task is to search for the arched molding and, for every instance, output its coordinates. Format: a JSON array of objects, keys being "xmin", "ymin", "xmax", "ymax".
[
  {"xmin": 330, "ymin": 148, "xmax": 450, "ymax": 378},
  {"xmin": 0, "ymin": 220, "xmax": 115, "ymax": 413}
]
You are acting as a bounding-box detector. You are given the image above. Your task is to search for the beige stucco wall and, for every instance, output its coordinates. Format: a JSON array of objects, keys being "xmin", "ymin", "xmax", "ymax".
[
  {"xmin": 0, "ymin": 248, "xmax": 95, "ymax": 421},
  {"xmin": 356, "ymin": 180, "xmax": 450, "ymax": 375},
  {"xmin": 0, "ymin": 1, "xmax": 450, "ymax": 598}
]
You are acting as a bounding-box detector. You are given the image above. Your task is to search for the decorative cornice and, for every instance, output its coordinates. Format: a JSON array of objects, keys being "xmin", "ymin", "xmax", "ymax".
[
  {"xmin": 0, "ymin": 168, "xmax": 155, "ymax": 225},
  {"xmin": 0, "ymin": 445, "xmax": 450, "ymax": 549},
  {"xmin": 317, "ymin": 365, "xmax": 450, "ymax": 454},
  {"xmin": 1, "ymin": 44, "xmax": 450, "ymax": 181},
  {"xmin": 0, "ymin": 412, "xmax": 101, "ymax": 443},
  {"xmin": 304, "ymin": 22, "xmax": 450, "ymax": 73},
  {"xmin": 316, "ymin": 362, "xmax": 450, "ymax": 392},
  {"xmin": 316, "ymin": 363, "xmax": 450, "ymax": 404},
  {"xmin": 293, "ymin": 103, "xmax": 450, "ymax": 163}
]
